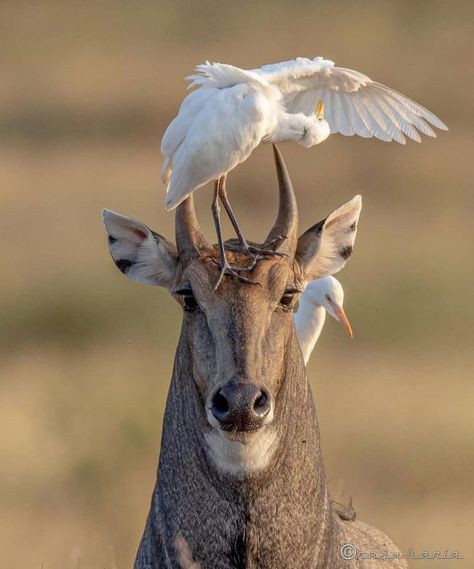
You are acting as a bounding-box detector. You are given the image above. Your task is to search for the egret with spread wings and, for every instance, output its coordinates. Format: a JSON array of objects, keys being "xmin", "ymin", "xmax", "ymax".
[{"xmin": 162, "ymin": 56, "xmax": 446, "ymax": 282}]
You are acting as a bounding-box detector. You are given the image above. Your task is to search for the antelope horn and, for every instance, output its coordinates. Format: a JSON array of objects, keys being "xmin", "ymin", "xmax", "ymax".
[
  {"xmin": 264, "ymin": 145, "xmax": 298, "ymax": 256},
  {"xmin": 175, "ymin": 195, "xmax": 209, "ymax": 256}
]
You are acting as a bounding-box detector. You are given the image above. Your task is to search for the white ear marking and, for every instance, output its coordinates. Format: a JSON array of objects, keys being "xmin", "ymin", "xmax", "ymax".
[{"xmin": 102, "ymin": 209, "xmax": 178, "ymax": 289}]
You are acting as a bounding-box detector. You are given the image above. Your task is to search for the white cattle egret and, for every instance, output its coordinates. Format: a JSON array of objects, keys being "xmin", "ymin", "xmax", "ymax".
[
  {"xmin": 161, "ymin": 56, "xmax": 447, "ymax": 281},
  {"xmin": 295, "ymin": 276, "xmax": 352, "ymax": 365}
]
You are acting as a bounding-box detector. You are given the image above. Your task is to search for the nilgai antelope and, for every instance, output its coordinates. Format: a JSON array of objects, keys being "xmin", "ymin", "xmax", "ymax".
[{"xmin": 102, "ymin": 147, "xmax": 407, "ymax": 569}]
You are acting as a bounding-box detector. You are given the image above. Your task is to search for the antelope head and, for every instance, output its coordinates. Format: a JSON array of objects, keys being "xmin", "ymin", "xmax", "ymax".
[{"xmin": 102, "ymin": 147, "xmax": 361, "ymax": 476}]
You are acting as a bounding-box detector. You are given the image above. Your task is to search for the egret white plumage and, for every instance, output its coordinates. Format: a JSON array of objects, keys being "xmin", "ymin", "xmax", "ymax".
[
  {"xmin": 161, "ymin": 56, "xmax": 446, "ymax": 282},
  {"xmin": 295, "ymin": 276, "xmax": 352, "ymax": 365}
]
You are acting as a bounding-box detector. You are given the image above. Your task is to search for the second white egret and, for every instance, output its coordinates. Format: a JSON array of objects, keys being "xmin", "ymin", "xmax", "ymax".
[{"xmin": 295, "ymin": 276, "xmax": 352, "ymax": 365}]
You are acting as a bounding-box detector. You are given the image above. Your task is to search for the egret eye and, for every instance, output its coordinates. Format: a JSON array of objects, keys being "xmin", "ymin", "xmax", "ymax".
[
  {"xmin": 325, "ymin": 294, "xmax": 331, "ymax": 301},
  {"xmin": 176, "ymin": 288, "xmax": 198, "ymax": 312}
]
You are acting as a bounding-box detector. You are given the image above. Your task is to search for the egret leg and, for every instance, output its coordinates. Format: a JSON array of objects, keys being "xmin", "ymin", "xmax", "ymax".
[
  {"xmin": 218, "ymin": 176, "xmax": 287, "ymax": 261},
  {"xmin": 211, "ymin": 178, "xmax": 255, "ymax": 290},
  {"xmin": 217, "ymin": 174, "xmax": 250, "ymax": 251}
]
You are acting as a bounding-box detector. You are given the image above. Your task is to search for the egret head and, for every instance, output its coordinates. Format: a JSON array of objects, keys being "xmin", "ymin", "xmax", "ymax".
[
  {"xmin": 304, "ymin": 276, "xmax": 353, "ymax": 338},
  {"xmin": 298, "ymin": 101, "xmax": 330, "ymax": 148}
]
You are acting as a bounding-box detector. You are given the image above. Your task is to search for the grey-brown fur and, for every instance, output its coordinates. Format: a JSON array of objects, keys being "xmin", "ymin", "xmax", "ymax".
[{"xmin": 102, "ymin": 147, "xmax": 408, "ymax": 569}]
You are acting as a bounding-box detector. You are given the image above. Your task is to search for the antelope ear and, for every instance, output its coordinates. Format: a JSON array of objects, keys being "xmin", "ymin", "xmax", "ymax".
[
  {"xmin": 295, "ymin": 195, "xmax": 362, "ymax": 281},
  {"xmin": 102, "ymin": 209, "xmax": 178, "ymax": 288}
]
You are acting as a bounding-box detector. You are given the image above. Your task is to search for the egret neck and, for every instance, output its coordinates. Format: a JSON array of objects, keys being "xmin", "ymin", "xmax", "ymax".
[
  {"xmin": 269, "ymin": 112, "xmax": 330, "ymax": 147},
  {"xmin": 295, "ymin": 293, "xmax": 327, "ymax": 365}
]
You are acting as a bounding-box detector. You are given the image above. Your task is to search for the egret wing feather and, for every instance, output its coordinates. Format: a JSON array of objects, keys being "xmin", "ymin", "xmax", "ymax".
[
  {"xmin": 161, "ymin": 87, "xmax": 213, "ymax": 179},
  {"xmin": 188, "ymin": 62, "xmax": 267, "ymax": 90},
  {"xmin": 383, "ymin": 96, "xmax": 436, "ymax": 137},
  {"xmin": 255, "ymin": 56, "xmax": 336, "ymax": 91},
  {"xmin": 162, "ymin": 63, "xmax": 271, "ymax": 195},
  {"xmin": 165, "ymin": 85, "xmax": 269, "ymax": 210},
  {"xmin": 256, "ymin": 57, "xmax": 447, "ymax": 142},
  {"xmin": 358, "ymin": 90, "xmax": 407, "ymax": 143},
  {"xmin": 368, "ymin": 90, "xmax": 422, "ymax": 142}
]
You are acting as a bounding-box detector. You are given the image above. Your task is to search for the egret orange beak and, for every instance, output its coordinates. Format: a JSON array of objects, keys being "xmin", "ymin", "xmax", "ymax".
[
  {"xmin": 331, "ymin": 302, "xmax": 353, "ymax": 338},
  {"xmin": 316, "ymin": 100, "xmax": 325, "ymax": 120}
]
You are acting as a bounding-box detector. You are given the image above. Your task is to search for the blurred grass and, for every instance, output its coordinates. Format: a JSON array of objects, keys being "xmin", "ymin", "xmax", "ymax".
[{"xmin": 0, "ymin": 1, "xmax": 473, "ymax": 568}]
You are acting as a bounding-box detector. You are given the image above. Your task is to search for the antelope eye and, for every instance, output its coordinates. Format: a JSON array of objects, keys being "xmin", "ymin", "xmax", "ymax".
[
  {"xmin": 279, "ymin": 289, "xmax": 298, "ymax": 308},
  {"xmin": 176, "ymin": 288, "xmax": 198, "ymax": 312}
]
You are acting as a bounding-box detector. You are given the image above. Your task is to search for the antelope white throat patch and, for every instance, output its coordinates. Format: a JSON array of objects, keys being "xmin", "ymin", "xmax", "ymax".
[{"xmin": 204, "ymin": 429, "xmax": 277, "ymax": 477}]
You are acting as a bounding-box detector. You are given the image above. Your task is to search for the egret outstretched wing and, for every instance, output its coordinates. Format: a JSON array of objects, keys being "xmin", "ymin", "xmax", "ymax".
[{"xmin": 255, "ymin": 57, "xmax": 448, "ymax": 143}]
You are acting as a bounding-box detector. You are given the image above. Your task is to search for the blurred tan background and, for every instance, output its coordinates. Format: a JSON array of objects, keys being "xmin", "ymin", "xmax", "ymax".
[{"xmin": 1, "ymin": 1, "xmax": 473, "ymax": 568}]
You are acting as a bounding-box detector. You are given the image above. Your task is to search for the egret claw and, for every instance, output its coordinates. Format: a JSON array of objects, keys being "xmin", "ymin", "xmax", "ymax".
[
  {"xmin": 244, "ymin": 245, "xmax": 286, "ymax": 258},
  {"xmin": 213, "ymin": 260, "xmax": 259, "ymax": 291}
]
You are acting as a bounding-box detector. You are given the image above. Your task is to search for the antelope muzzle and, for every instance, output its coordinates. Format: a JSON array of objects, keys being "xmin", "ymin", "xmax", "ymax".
[{"xmin": 210, "ymin": 382, "xmax": 273, "ymax": 432}]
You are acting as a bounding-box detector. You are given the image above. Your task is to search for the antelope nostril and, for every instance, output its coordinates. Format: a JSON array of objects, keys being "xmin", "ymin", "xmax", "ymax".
[
  {"xmin": 254, "ymin": 392, "xmax": 267, "ymax": 410},
  {"xmin": 212, "ymin": 390, "xmax": 230, "ymax": 415},
  {"xmin": 253, "ymin": 390, "xmax": 270, "ymax": 417}
]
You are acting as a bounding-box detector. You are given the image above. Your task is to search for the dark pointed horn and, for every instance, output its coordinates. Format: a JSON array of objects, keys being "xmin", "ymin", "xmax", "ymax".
[
  {"xmin": 175, "ymin": 195, "xmax": 209, "ymax": 256},
  {"xmin": 264, "ymin": 145, "xmax": 298, "ymax": 256}
]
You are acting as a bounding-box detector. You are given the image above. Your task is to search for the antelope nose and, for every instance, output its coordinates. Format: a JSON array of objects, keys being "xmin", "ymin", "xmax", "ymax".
[{"xmin": 210, "ymin": 383, "xmax": 272, "ymax": 432}]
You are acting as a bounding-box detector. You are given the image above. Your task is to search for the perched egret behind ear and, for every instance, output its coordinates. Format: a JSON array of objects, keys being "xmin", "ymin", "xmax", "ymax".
[
  {"xmin": 162, "ymin": 56, "xmax": 447, "ymax": 285},
  {"xmin": 293, "ymin": 190, "xmax": 363, "ymax": 364},
  {"xmin": 295, "ymin": 277, "xmax": 352, "ymax": 365}
]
